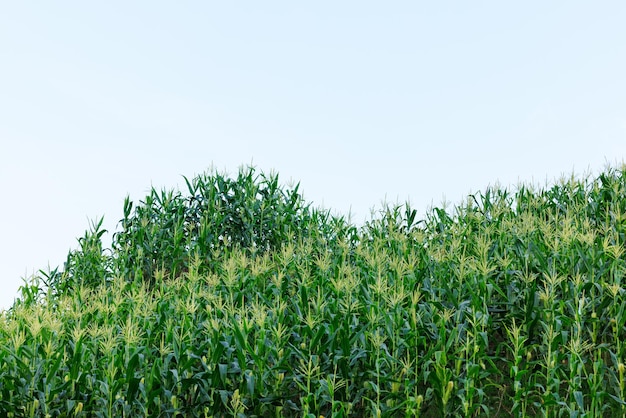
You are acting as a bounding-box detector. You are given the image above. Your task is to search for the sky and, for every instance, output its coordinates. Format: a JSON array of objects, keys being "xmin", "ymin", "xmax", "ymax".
[{"xmin": 1, "ymin": 2, "xmax": 625, "ymax": 310}]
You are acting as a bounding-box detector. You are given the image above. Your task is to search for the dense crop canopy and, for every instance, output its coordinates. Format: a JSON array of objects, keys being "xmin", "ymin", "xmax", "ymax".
[{"xmin": 2, "ymin": 164, "xmax": 626, "ymax": 417}]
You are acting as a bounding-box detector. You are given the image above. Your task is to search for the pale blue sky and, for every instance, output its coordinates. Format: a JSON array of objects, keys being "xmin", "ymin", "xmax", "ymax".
[{"xmin": 1, "ymin": 2, "xmax": 625, "ymax": 310}]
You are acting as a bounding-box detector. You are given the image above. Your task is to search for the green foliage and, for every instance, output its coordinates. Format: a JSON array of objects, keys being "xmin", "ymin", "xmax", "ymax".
[
  {"xmin": 112, "ymin": 166, "xmax": 324, "ymax": 284},
  {"xmin": 63, "ymin": 217, "xmax": 111, "ymax": 294},
  {"xmin": 38, "ymin": 165, "xmax": 353, "ymax": 295},
  {"xmin": 3, "ymin": 163, "xmax": 626, "ymax": 417}
]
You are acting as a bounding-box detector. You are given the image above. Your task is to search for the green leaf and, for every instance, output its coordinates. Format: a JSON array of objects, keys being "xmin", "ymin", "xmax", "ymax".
[{"xmin": 573, "ymin": 390, "xmax": 584, "ymax": 410}]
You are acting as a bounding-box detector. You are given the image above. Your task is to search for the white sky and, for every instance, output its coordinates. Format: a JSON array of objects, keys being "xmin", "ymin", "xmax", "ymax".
[{"xmin": 1, "ymin": 2, "xmax": 625, "ymax": 310}]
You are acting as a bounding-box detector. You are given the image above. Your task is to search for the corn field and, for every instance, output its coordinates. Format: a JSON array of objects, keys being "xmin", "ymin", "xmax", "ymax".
[{"xmin": 1, "ymin": 165, "xmax": 626, "ymax": 417}]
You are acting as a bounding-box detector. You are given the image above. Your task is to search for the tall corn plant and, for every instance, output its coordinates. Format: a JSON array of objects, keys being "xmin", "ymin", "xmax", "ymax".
[{"xmin": 35, "ymin": 217, "xmax": 111, "ymax": 301}]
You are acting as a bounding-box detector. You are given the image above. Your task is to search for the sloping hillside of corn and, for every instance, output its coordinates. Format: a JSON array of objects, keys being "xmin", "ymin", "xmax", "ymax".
[{"xmin": 1, "ymin": 165, "xmax": 626, "ymax": 417}]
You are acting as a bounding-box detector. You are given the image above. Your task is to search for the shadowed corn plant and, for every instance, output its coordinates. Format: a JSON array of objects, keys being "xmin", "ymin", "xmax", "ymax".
[{"xmin": 3, "ymin": 163, "xmax": 626, "ymax": 417}]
